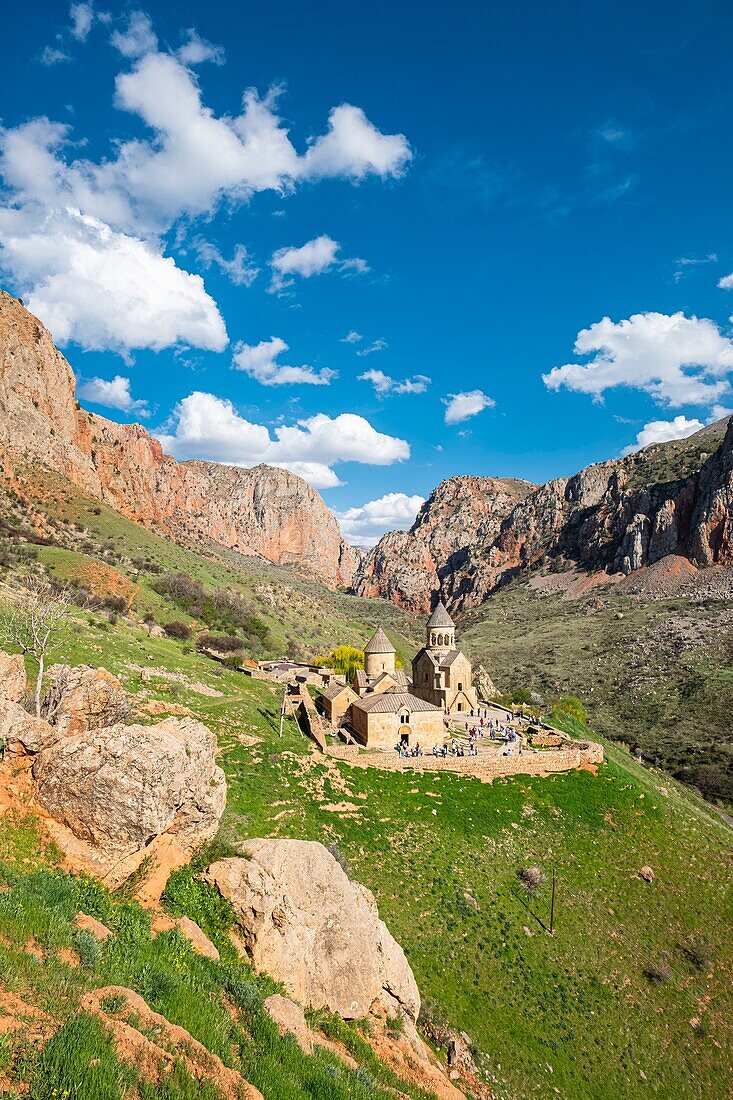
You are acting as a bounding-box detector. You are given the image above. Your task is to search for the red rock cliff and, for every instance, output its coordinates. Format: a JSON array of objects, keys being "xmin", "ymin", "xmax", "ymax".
[{"xmin": 0, "ymin": 291, "xmax": 356, "ymax": 586}]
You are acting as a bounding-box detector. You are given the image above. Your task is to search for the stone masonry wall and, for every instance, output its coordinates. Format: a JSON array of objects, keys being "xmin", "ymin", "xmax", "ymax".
[{"xmin": 327, "ymin": 740, "xmax": 604, "ymax": 781}]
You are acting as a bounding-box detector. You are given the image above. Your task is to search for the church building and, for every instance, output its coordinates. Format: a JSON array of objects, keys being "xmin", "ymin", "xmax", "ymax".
[
  {"xmin": 411, "ymin": 602, "xmax": 478, "ymax": 714},
  {"xmin": 320, "ymin": 602, "xmax": 478, "ymax": 750}
]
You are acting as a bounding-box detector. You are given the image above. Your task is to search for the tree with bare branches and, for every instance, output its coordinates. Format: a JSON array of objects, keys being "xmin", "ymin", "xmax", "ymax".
[{"xmin": 0, "ymin": 576, "xmax": 72, "ymax": 717}]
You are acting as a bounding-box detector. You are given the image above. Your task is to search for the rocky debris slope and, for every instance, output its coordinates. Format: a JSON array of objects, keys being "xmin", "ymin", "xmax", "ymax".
[
  {"xmin": 205, "ymin": 839, "xmax": 421, "ymax": 1023},
  {"xmin": 0, "ymin": 290, "xmax": 356, "ymax": 586},
  {"xmin": 33, "ymin": 716, "xmax": 226, "ymax": 865},
  {"xmin": 354, "ymin": 417, "xmax": 733, "ymax": 612}
]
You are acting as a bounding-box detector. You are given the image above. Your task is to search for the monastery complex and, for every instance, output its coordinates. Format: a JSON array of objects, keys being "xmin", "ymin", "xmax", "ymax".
[{"xmin": 322, "ymin": 601, "xmax": 478, "ymax": 750}]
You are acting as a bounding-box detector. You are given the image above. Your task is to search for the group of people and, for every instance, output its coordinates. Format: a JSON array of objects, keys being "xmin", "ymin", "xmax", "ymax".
[
  {"xmin": 395, "ymin": 742, "xmax": 424, "ymax": 758},
  {"xmin": 432, "ymin": 740, "xmax": 479, "ymax": 758}
]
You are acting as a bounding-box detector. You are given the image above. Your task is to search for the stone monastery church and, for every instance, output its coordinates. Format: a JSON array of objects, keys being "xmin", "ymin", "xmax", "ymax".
[{"xmin": 321, "ymin": 602, "xmax": 478, "ymax": 750}]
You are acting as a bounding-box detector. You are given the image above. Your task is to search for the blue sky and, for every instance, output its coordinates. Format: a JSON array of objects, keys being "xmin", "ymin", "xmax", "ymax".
[{"xmin": 2, "ymin": 1, "xmax": 733, "ymax": 544}]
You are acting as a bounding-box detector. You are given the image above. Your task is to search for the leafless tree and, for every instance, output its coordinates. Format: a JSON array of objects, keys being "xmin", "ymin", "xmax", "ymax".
[{"xmin": 0, "ymin": 576, "xmax": 72, "ymax": 717}]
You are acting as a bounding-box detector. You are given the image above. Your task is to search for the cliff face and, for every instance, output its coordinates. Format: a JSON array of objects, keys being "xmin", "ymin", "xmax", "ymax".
[
  {"xmin": 352, "ymin": 476, "xmax": 534, "ymax": 612},
  {"xmin": 354, "ymin": 419, "xmax": 733, "ymax": 612},
  {"xmin": 0, "ymin": 291, "xmax": 356, "ymax": 586}
]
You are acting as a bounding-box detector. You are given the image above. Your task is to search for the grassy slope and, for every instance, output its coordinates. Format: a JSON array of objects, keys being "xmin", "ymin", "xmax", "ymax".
[
  {"xmin": 0, "ymin": 465, "xmax": 422, "ymax": 664},
  {"xmin": 2, "ymin": 606, "xmax": 730, "ymax": 1100},
  {"xmin": 0, "ymin": 833, "xmax": 434, "ymax": 1100},
  {"xmin": 0, "ymin": 465, "xmax": 732, "ymax": 1098},
  {"xmin": 461, "ymin": 578, "xmax": 733, "ymax": 805}
]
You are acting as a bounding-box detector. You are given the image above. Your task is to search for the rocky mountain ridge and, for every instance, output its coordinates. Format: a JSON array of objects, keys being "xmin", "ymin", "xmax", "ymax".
[
  {"xmin": 0, "ymin": 290, "xmax": 356, "ymax": 586},
  {"xmin": 353, "ymin": 418, "xmax": 733, "ymax": 612}
]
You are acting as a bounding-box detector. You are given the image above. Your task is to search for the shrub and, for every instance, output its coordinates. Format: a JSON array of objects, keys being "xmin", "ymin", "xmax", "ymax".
[
  {"xmin": 643, "ymin": 961, "xmax": 673, "ymax": 986},
  {"xmin": 518, "ymin": 866, "xmax": 546, "ymax": 897},
  {"xmin": 683, "ymin": 936, "xmax": 713, "ymax": 971},
  {"xmin": 163, "ymin": 620, "xmax": 191, "ymax": 641},
  {"xmin": 197, "ymin": 633, "xmax": 244, "ymax": 654},
  {"xmin": 510, "ymin": 687, "xmax": 532, "ymax": 705},
  {"xmin": 553, "ymin": 694, "xmax": 587, "ymax": 724},
  {"xmin": 73, "ymin": 928, "xmax": 103, "ymax": 970}
]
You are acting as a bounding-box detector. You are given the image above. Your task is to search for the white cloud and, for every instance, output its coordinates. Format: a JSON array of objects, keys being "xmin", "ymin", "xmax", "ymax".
[
  {"xmin": 110, "ymin": 11, "xmax": 158, "ymax": 58},
  {"xmin": 177, "ymin": 29, "xmax": 225, "ymax": 66},
  {"xmin": 299, "ymin": 104, "xmax": 412, "ymax": 180},
  {"xmin": 232, "ymin": 337, "xmax": 335, "ymax": 385},
  {"xmin": 443, "ymin": 389, "xmax": 495, "ymax": 424},
  {"xmin": 192, "ymin": 238, "xmax": 259, "ymax": 286},
  {"xmin": 621, "ymin": 415, "xmax": 704, "ymax": 456},
  {"xmin": 0, "ymin": 206, "xmax": 227, "ymax": 356},
  {"xmin": 355, "ymin": 338, "xmax": 387, "ymax": 357},
  {"xmin": 673, "ymin": 252, "xmax": 717, "ymax": 282},
  {"xmin": 718, "ymin": 273, "xmax": 733, "ymax": 289},
  {"xmin": 156, "ymin": 392, "xmax": 410, "ymax": 488},
  {"xmin": 334, "ymin": 491, "xmax": 425, "ymax": 546},
  {"xmin": 70, "ymin": 3, "xmax": 94, "ymax": 41},
  {"xmin": 77, "ymin": 374, "xmax": 149, "ymax": 416},
  {"xmin": 359, "ymin": 368, "xmax": 430, "ymax": 395},
  {"xmin": 543, "ymin": 312, "xmax": 733, "ymax": 407},
  {"xmin": 342, "ymin": 330, "xmax": 362, "ymax": 344},
  {"xmin": 0, "ymin": 40, "xmax": 410, "ymax": 356},
  {"xmin": 40, "ymin": 45, "xmax": 70, "ymax": 66},
  {"xmin": 268, "ymin": 235, "xmax": 368, "ymax": 293},
  {"xmin": 708, "ymin": 404, "xmax": 733, "ymax": 423}
]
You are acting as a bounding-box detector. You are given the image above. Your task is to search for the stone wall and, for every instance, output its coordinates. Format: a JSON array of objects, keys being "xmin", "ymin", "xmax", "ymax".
[
  {"xmin": 327, "ymin": 739, "xmax": 604, "ymax": 781},
  {"xmin": 349, "ymin": 707, "xmax": 446, "ymax": 751}
]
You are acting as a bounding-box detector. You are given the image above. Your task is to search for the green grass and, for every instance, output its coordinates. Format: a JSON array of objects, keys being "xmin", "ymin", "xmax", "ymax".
[
  {"xmin": 0, "ymin": 862, "xmax": 437, "ymax": 1100},
  {"xmin": 1, "ymin": 465, "xmax": 732, "ymax": 1098},
  {"xmin": 212, "ymin": 718, "xmax": 732, "ymax": 1100}
]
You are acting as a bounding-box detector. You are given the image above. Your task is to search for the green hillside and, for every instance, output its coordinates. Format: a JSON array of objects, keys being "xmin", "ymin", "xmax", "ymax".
[
  {"xmin": 0, "ymin": 464, "xmax": 731, "ymax": 1098},
  {"xmin": 462, "ymin": 577, "xmax": 733, "ymax": 806}
]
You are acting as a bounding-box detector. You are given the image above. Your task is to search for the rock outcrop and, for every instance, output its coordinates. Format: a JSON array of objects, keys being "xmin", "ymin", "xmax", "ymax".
[
  {"xmin": 0, "ymin": 290, "xmax": 355, "ymax": 586},
  {"xmin": 43, "ymin": 664, "xmax": 129, "ymax": 735},
  {"xmin": 0, "ymin": 653, "xmax": 27, "ymax": 703},
  {"xmin": 205, "ymin": 839, "xmax": 420, "ymax": 1022},
  {"xmin": 352, "ymin": 476, "xmax": 533, "ymax": 612},
  {"xmin": 33, "ymin": 716, "xmax": 225, "ymax": 859},
  {"xmin": 354, "ymin": 417, "xmax": 733, "ymax": 612},
  {"xmin": 0, "ymin": 699, "xmax": 57, "ymax": 754}
]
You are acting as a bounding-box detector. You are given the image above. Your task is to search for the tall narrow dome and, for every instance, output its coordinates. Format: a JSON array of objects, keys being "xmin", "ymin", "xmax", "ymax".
[{"xmin": 426, "ymin": 600, "xmax": 455, "ymax": 651}]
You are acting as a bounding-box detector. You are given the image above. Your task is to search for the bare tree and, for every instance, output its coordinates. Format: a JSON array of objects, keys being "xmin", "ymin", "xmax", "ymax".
[{"xmin": 0, "ymin": 576, "xmax": 72, "ymax": 717}]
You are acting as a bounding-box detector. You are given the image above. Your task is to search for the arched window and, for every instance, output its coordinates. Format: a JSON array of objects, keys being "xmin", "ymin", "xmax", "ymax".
[
  {"xmin": 400, "ymin": 713, "xmax": 410, "ymax": 724},
  {"xmin": 437, "ymin": 633, "xmax": 444, "ymax": 646}
]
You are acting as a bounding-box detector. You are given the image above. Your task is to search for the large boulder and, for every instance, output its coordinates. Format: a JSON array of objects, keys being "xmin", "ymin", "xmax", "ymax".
[
  {"xmin": 204, "ymin": 840, "xmax": 420, "ymax": 1022},
  {"xmin": 0, "ymin": 699, "xmax": 57, "ymax": 754},
  {"xmin": 44, "ymin": 664, "xmax": 129, "ymax": 735},
  {"xmin": 0, "ymin": 653, "xmax": 27, "ymax": 704},
  {"xmin": 33, "ymin": 717, "xmax": 225, "ymax": 858}
]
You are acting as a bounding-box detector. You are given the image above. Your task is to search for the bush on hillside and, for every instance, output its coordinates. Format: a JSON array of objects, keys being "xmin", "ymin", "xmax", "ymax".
[
  {"xmin": 517, "ymin": 866, "xmax": 546, "ymax": 897},
  {"xmin": 510, "ymin": 687, "xmax": 532, "ymax": 705},
  {"xmin": 163, "ymin": 620, "xmax": 191, "ymax": 641},
  {"xmin": 152, "ymin": 572, "xmax": 269, "ymax": 650},
  {"xmin": 643, "ymin": 961, "xmax": 673, "ymax": 986},
  {"xmin": 552, "ymin": 694, "xmax": 587, "ymax": 724},
  {"xmin": 197, "ymin": 633, "xmax": 244, "ymax": 654}
]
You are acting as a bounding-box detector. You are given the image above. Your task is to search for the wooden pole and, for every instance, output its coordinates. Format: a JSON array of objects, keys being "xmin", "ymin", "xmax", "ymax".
[
  {"xmin": 279, "ymin": 686, "xmax": 286, "ymax": 738},
  {"xmin": 549, "ymin": 867, "xmax": 556, "ymax": 935}
]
